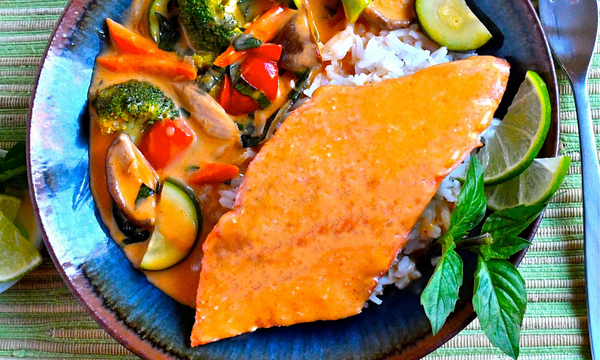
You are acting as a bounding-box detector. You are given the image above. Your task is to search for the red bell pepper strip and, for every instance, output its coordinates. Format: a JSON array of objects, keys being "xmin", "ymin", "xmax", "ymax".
[
  {"xmin": 213, "ymin": 5, "xmax": 295, "ymax": 67},
  {"xmin": 248, "ymin": 43, "xmax": 283, "ymax": 62},
  {"xmin": 188, "ymin": 163, "xmax": 240, "ymax": 184},
  {"xmin": 139, "ymin": 119, "xmax": 195, "ymax": 170},
  {"xmin": 218, "ymin": 75, "xmax": 261, "ymax": 116},
  {"xmin": 241, "ymin": 55, "xmax": 279, "ymax": 101}
]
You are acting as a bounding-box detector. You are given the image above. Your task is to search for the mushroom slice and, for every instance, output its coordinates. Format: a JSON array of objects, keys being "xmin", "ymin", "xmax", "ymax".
[
  {"xmin": 363, "ymin": 0, "xmax": 416, "ymax": 30},
  {"xmin": 180, "ymin": 84, "xmax": 239, "ymax": 140},
  {"xmin": 274, "ymin": 3, "xmax": 321, "ymax": 72},
  {"xmin": 106, "ymin": 133, "xmax": 159, "ymax": 228}
]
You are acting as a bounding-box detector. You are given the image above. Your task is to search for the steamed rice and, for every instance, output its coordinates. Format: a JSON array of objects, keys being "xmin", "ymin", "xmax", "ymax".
[{"xmin": 216, "ymin": 22, "xmax": 492, "ymax": 305}]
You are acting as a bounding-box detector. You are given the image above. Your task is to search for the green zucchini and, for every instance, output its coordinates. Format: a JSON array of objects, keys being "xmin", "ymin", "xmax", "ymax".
[
  {"xmin": 139, "ymin": 179, "xmax": 201, "ymax": 271},
  {"xmin": 341, "ymin": 0, "xmax": 371, "ymax": 23},
  {"xmin": 415, "ymin": 0, "xmax": 492, "ymax": 51}
]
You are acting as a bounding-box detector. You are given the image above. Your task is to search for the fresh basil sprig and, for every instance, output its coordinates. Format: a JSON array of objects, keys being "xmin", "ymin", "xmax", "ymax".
[
  {"xmin": 473, "ymin": 257, "xmax": 527, "ymax": 359},
  {"xmin": 420, "ymin": 157, "xmax": 550, "ymax": 359},
  {"xmin": 448, "ymin": 157, "xmax": 486, "ymax": 241}
]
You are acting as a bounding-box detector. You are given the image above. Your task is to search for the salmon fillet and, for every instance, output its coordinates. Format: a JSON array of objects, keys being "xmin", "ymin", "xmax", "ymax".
[{"xmin": 191, "ymin": 56, "xmax": 510, "ymax": 345}]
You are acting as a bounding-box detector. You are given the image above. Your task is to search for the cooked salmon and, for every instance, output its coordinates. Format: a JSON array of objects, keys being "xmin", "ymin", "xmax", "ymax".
[{"xmin": 191, "ymin": 56, "xmax": 510, "ymax": 345}]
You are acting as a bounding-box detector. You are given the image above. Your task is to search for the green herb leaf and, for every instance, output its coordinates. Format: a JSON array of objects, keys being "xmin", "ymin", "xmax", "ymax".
[
  {"xmin": 135, "ymin": 184, "xmax": 155, "ymax": 204},
  {"xmin": 482, "ymin": 202, "xmax": 547, "ymax": 238},
  {"xmin": 449, "ymin": 157, "xmax": 486, "ymax": 241},
  {"xmin": 5, "ymin": 141, "xmax": 26, "ymax": 162},
  {"xmin": 479, "ymin": 235, "xmax": 531, "ymax": 260},
  {"xmin": 420, "ymin": 242, "xmax": 463, "ymax": 335},
  {"xmin": 232, "ymin": 33, "xmax": 263, "ymax": 51},
  {"xmin": 155, "ymin": 13, "xmax": 179, "ymax": 52},
  {"xmin": 473, "ymin": 257, "xmax": 526, "ymax": 359}
]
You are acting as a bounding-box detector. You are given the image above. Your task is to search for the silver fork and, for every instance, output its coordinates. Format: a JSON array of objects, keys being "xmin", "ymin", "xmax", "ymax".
[{"xmin": 539, "ymin": 0, "xmax": 600, "ymax": 357}]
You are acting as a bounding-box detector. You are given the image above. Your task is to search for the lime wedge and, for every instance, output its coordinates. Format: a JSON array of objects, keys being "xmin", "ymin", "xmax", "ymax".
[
  {"xmin": 0, "ymin": 211, "xmax": 42, "ymax": 282},
  {"xmin": 485, "ymin": 156, "xmax": 570, "ymax": 211},
  {"xmin": 0, "ymin": 194, "xmax": 21, "ymax": 223},
  {"xmin": 476, "ymin": 71, "xmax": 551, "ymax": 185}
]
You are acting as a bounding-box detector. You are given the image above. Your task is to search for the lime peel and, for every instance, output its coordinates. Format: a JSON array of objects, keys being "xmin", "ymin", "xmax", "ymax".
[
  {"xmin": 0, "ymin": 210, "xmax": 42, "ymax": 283},
  {"xmin": 477, "ymin": 71, "xmax": 552, "ymax": 186},
  {"xmin": 485, "ymin": 156, "xmax": 571, "ymax": 211}
]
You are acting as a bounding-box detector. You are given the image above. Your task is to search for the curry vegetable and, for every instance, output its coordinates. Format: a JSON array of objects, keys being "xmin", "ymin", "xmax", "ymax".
[
  {"xmin": 92, "ymin": 80, "xmax": 179, "ymax": 139},
  {"xmin": 178, "ymin": 0, "xmax": 241, "ymax": 53}
]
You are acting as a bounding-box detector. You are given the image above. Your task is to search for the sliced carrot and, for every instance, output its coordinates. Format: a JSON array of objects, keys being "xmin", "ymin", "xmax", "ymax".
[
  {"xmin": 213, "ymin": 5, "xmax": 296, "ymax": 67},
  {"xmin": 96, "ymin": 54, "xmax": 197, "ymax": 81},
  {"xmin": 106, "ymin": 18, "xmax": 175, "ymax": 60},
  {"xmin": 188, "ymin": 163, "xmax": 240, "ymax": 184}
]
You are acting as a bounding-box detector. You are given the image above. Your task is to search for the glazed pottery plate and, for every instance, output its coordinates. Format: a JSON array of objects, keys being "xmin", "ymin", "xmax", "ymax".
[{"xmin": 28, "ymin": 1, "xmax": 559, "ymax": 359}]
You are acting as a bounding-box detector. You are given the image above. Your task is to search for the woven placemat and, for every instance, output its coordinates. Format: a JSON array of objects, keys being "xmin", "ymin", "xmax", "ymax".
[{"xmin": 0, "ymin": 0, "xmax": 596, "ymax": 358}]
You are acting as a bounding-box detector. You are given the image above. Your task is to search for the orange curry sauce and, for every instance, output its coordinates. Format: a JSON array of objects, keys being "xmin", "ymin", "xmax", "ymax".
[{"xmin": 191, "ymin": 56, "xmax": 510, "ymax": 345}]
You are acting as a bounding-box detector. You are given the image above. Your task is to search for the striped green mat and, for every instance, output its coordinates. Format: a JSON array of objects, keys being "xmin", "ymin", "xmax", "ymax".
[{"xmin": 0, "ymin": 0, "xmax": 596, "ymax": 358}]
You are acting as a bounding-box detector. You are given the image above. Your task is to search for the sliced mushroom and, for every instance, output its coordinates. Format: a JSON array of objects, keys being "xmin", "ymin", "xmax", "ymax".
[
  {"xmin": 179, "ymin": 84, "xmax": 240, "ymax": 140},
  {"xmin": 363, "ymin": 0, "xmax": 416, "ymax": 30},
  {"xmin": 273, "ymin": 3, "xmax": 321, "ymax": 72},
  {"xmin": 106, "ymin": 133, "xmax": 159, "ymax": 228}
]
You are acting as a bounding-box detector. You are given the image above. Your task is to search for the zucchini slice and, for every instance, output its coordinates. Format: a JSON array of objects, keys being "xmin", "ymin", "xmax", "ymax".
[
  {"xmin": 148, "ymin": 0, "xmax": 170, "ymax": 44},
  {"xmin": 139, "ymin": 179, "xmax": 201, "ymax": 271},
  {"xmin": 415, "ymin": 0, "xmax": 491, "ymax": 51}
]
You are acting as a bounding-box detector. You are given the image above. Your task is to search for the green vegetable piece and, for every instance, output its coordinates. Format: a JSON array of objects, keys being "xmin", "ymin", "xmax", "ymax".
[
  {"xmin": 228, "ymin": 64, "xmax": 271, "ymax": 109},
  {"xmin": 233, "ymin": 33, "xmax": 263, "ymax": 51},
  {"xmin": 260, "ymin": 68, "xmax": 313, "ymax": 143},
  {"xmin": 475, "ymin": 202, "xmax": 546, "ymax": 260},
  {"xmin": 135, "ymin": 184, "xmax": 156, "ymax": 205},
  {"xmin": 473, "ymin": 258, "xmax": 526, "ymax": 359},
  {"xmin": 415, "ymin": 0, "xmax": 492, "ymax": 51},
  {"xmin": 275, "ymin": 0, "xmax": 299, "ymax": 10},
  {"xmin": 341, "ymin": 0, "xmax": 372, "ymax": 23},
  {"xmin": 155, "ymin": 13, "xmax": 180, "ymax": 51},
  {"xmin": 148, "ymin": 0, "xmax": 174, "ymax": 45},
  {"xmin": 179, "ymin": 0, "xmax": 241, "ymax": 52},
  {"xmin": 140, "ymin": 179, "xmax": 201, "ymax": 271},
  {"xmin": 197, "ymin": 66, "xmax": 226, "ymax": 92},
  {"xmin": 92, "ymin": 80, "xmax": 179, "ymax": 141},
  {"xmin": 193, "ymin": 53, "xmax": 218, "ymax": 71},
  {"xmin": 449, "ymin": 157, "xmax": 486, "ymax": 242},
  {"xmin": 420, "ymin": 242, "xmax": 463, "ymax": 335}
]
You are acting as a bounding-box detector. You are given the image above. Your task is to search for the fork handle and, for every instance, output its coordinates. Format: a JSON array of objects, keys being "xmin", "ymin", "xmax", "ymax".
[{"xmin": 572, "ymin": 78, "xmax": 600, "ymax": 358}]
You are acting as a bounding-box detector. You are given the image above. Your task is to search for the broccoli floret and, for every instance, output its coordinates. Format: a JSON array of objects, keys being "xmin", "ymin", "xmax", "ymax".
[
  {"xmin": 92, "ymin": 80, "xmax": 179, "ymax": 140},
  {"xmin": 179, "ymin": 0, "xmax": 241, "ymax": 53}
]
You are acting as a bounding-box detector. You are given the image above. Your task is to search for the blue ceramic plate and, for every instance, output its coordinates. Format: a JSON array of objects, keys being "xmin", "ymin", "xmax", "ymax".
[{"xmin": 28, "ymin": 1, "xmax": 559, "ymax": 359}]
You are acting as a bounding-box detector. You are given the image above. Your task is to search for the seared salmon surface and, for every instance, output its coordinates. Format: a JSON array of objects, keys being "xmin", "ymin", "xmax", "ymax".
[{"xmin": 191, "ymin": 56, "xmax": 510, "ymax": 345}]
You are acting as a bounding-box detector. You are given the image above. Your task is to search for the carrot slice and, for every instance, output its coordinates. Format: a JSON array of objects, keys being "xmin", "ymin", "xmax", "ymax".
[
  {"xmin": 213, "ymin": 5, "xmax": 296, "ymax": 67},
  {"xmin": 106, "ymin": 18, "xmax": 174, "ymax": 60},
  {"xmin": 96, "ymin": 54, "xmax": 197, "ymax": 81},
  {"xmin": 188, "ymin": 163, "xmax": 240, "ymax": 184}
]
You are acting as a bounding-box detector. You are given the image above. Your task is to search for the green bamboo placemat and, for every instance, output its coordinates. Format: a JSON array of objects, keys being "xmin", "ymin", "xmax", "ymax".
[{"xmin": 0, "ymin": 0, "xmax": 597, "ymax": 358}]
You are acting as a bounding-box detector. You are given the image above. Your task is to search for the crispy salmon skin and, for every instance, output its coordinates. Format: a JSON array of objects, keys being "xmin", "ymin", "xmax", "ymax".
[{"xmin": 191, "ymin": 56, "xmax": 510, "ymax": 345}]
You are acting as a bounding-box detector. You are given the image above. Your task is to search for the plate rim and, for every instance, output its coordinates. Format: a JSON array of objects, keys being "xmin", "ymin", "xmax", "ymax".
[{"xmin": 26, "ymin": 0, "xmax": 560, "ymax": 358}]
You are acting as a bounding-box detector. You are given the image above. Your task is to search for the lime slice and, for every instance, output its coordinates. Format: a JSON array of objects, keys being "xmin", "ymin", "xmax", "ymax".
[
  {"xmin": 485, "ymin": 156, "xmax": 570, "ymax": 211},
  {"xmin": 476, "ymin": 71, "xmax": 551, "ymax": 185},
  {"xmin": 0, "ymin": 194, "xmax": 21, "ymax": 223},
  {"xmin": 0, "ymin": 211, "xmax": 42, "ymax": 282}
]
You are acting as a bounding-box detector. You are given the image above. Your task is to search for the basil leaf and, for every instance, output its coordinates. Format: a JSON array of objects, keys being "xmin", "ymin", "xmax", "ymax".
[
  {"xmin": 5, "ymin": 141, "xmax": 26, "ymax": 162},
  {"xmin": 233, "ymin": 33, "xmax": 263, "ymax": 51},
  {"xmin": 420, "ymin": 242, "xmax": 463, "ymax": 335},
  {"xmin": 473, "ymin": 257, "xmax": 526, "ymax": 359},
  {"xmin": 449, "ymin": 157, "xmax": 486, "ymax": 241},
  {"xmin": 482, "ymin": 202, "xmax": 547, "ymax": 238},
  {"xmin": 135, "ymin": 184, "xmax": 155, "ymax": 204},
  {"xmin": 485, "ymin": 235, "xmax": 531, "ymax": 260},
  {"xmin": 155, "ymin": 13, "xmax": 179, "ymax": 52}
]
